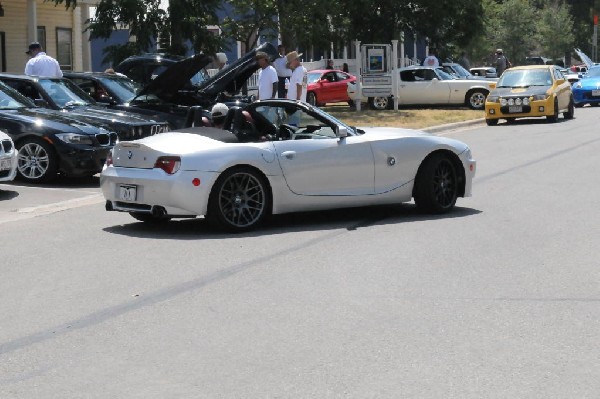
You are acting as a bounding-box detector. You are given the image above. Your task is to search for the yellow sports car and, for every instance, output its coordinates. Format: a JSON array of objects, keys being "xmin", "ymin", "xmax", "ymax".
[{"xmin": 485, "ymin": 65, "xmax": 574, "ymax": 125}]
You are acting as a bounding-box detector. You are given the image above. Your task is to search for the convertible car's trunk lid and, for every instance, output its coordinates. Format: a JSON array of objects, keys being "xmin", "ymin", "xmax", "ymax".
[{"xmin": 112, "ymin": 142, "xmax": 164, "ymax": 169}]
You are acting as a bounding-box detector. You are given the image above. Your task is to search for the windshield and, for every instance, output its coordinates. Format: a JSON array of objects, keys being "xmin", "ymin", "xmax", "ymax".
[
  {"xmin": 39, "ymin": 79, "xmax": 95, "ymax": 108},
  {"xmin": 311, "ymin": 106, "xmax": 355, "ymax": 135},
  {"xmin": 0, "ymin": 82, "xmax": 35, "ymax": 109},
  {"xmin": 436, "ymin": 69, "xmax": 457, "ymax": 80},
  {"xmin": 586, "ymin": 67, "xmax": 600, "ymax": 78},
  {"xmin": 190, "ymin": 69, "xmax": 210, "ymax": 86},
  {"xmin": 307, "ymin": 73, "xmax": 322, "ymax": 84},
  {"xmin": 496, "ymin": 69, "xmax": 553, "ymax": 88},
  {"xmin": 449, "ymin": 64, "xmax": 471, "ymax": 78},
  {"xmin": 98, "ymin": 76, "xmax": 141, "ymax": 102}
]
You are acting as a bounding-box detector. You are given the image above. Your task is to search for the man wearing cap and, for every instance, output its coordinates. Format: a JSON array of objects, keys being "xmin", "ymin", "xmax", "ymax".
[
  {"xmin": 24, "ymin": 42, "xmax": 63, "ymax": 78},
  {"xmin": 211, "ymin": 103, "xmax": 229, "ymax": 129},
  {"xmin": 273, "ymin": 45, "xmax": 292, "ymax": 98},
  {"xmin": 256, "ymin": 52, "xmax": 278, "ymax": 101},
  {"xmin": 286, "ymin": 51, "xmax": 307, "ymax": 103},
  {"xmin": 495, "ymin": 49, "xmax": 510, "ymax": 76}
]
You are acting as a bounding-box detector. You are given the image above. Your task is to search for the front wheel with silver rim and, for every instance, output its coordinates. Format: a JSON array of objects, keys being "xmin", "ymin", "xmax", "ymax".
[
  {"xmin": 369, "ymin": 96, "xmax": 391, "ymax": 110},
  {"xmin": 16, "ymin": 138, "xmax": 57, "ymax": 183},
  {"xmin": 307, "ymin": 92, "xmax": 317, "ymax": 106},
  {"xmin": 466, "ymin": 90, "xmax": 487, "ymax": 110},
  {"xmin": 207, "ymin": 167, "xmax": 271, "ymax": 232}
]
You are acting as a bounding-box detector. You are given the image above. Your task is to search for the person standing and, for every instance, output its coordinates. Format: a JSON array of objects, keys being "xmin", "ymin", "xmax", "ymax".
[
  {"xmin": 216, "ymin": 53, "xmax": 228, "ymax": 70},
  {"xmin": 422, "ymin": 48, "xmax": 440, "ymax": 68},
  {"xmin": 342, "ymin": 62, "xmax": 349, "ymax": 73},
  {"xmin": 457, "ymin": 51, "xmax": 471, "ymax": 70},
  {"xmin": 286, "ymin": 51, "xmax": 307, "ymax": 102},
  {"xmin": 24, "ymin": 42, "xmax": 62, "ymax": 78},
  {"xmin": 326, "ymin": 59, "xmax": 334, "ymax": 69},
  {"xmin": 495, "ymin": 49, "xmax": 511, "ymax": 76},
  {"xmin": 256, "ymin": 51, "xmax": 278, "ymax": 100},
  {"xmin": 273, "ymin": 45, "xmax": 292, "ymax": 98}
]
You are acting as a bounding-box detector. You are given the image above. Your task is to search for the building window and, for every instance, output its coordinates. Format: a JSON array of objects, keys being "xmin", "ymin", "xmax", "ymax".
[
  {"xmin": 37, "ymin": 27, "xmax": 47, "ymax": 50},
  {"xmin": 56, "ymin": 27, "xmax": 72, "ymax": 70}
]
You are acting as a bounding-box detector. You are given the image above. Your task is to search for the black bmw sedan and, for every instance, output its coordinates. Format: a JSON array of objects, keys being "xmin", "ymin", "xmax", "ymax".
[
  {"xmin": 0, "ymin": 74, "xmax": 170, "ymax": 141},
  {"xmin": 0, "ymin": 81, "xmax": 116, "ymax": 183}
]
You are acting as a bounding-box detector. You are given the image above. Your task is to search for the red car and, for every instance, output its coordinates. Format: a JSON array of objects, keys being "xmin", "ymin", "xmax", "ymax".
[{"xmin": 306, "ymin": 69, "xmax": 356, "ymax": 106}]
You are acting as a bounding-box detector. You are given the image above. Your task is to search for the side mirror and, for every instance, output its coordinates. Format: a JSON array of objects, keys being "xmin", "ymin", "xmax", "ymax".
[
  {"xmin": 318, "ymin": 79, "xmax": 328, "ymax": 84},
  {"xmin": 337, "ymin": 126, "xmax": 348, "ymax": 138},
  {"xmin": 556, "ymin": 78, "xmax": 566, "ymax": 85}
]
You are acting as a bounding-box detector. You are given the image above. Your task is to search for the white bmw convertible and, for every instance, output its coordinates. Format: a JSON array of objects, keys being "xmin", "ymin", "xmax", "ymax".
[{"xmin": 101, "ymin": 99, "xmax": 476, "ymax": 231}]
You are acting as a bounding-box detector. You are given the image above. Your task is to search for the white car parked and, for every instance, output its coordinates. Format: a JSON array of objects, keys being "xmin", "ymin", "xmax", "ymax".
[
  {"xmin": 349, "ymin": 66, "xmax": 494, "ymax": 110},
  {"xmin": 0, "ymin": 130, "xmax": 17, "ymax": 182}
]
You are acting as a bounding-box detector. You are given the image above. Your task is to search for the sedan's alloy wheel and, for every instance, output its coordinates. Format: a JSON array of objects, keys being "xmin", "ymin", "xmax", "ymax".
[{"xmin": 17, "ymin": 141, "xmax": 52, "ymax": 181}]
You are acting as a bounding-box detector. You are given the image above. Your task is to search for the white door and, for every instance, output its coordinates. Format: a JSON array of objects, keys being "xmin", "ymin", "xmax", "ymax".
[{"xmin": 398, "ymin": 68, "xmax": 451, "ymax": 105}]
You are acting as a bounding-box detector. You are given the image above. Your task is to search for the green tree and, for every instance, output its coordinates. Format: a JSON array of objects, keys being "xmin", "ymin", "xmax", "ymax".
[
  {"xmin": 220, "ymin": 0, "xmax": 279, "ymax": 52},
  {"xmin": 535, "ymin": 0, "xmax": 575, "ymax": 62}
]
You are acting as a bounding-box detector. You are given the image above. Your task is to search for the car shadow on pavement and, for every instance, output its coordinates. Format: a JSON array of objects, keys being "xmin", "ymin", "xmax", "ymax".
[
  {"xmin": 0, "ymin": 187, "xmax": 19, "ymax": 201},
  {"xmin": 494, "ymin": 117, "xmax": 570, "ymax": 126},
  {"xmin": 4, "ymin": 175, "xmax": 100, "ymax": 189},
  {"xmin": 102, "ymin": 204, "xmax": 482, "ymax": 240}
]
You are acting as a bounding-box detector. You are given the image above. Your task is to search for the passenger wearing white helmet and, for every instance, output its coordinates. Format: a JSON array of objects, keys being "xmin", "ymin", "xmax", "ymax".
[{"xmin": 211, "ymin": 103, "xmax": 229, "ymax": 129}]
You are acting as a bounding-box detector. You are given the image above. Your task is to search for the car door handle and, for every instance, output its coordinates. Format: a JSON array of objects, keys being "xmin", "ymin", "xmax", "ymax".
[{"xmin": 281, "ymin": 151, "xmax": 296, "ymax": 159}]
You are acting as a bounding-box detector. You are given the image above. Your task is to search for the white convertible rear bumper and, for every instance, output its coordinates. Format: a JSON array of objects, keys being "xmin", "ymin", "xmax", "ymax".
[{"xmin": 100, "ymin": 166, "xmax": 219, "ymax": 217}]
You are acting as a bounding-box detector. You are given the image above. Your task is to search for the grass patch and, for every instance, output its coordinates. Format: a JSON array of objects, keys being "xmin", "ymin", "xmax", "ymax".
[{"xmin": 323, "ymin": 104, "xmax": 484, "ymax": 130}]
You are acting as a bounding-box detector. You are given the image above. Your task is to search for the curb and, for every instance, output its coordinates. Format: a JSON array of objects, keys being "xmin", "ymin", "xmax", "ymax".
[{"xmin": 423, "ymin": 118, "xmax": 485, "ymax": 134}]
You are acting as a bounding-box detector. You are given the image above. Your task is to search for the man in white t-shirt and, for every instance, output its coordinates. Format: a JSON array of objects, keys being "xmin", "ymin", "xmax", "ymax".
[
  {"xmin": 256, "ymin": 52, "xmax": 278, "ymax": 100},
  {"xmin": 273, "ymin": 45, "xmax": 292, "ymax": 98},
  {"xmin": 286, "ymin": 51, "xmax": 307, "ymax": 102},
  {"xmin": 422, "ymin": 48, "xmax": 440, "ymax": 68},
  {"xmin": 24, "ymin": 42, "xmax": 63, "ymax": 78}
]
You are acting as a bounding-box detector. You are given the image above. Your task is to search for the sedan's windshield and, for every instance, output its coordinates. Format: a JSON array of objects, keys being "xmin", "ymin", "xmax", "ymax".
[
  {"xmin": 443, "ymin": 64, "xmax": 471, "ymax": 78},
  {"xmin": 496, "ymin": 69, "xmax": 553, "ymax": 88},
  {"xmin": 0, "ymin": 83, "xmax": 34, "ymax": 109},
  {"xmin": 39, "ymin": 79, "xmax": 94, "ymax": 108},
  {"xmin": 307, "ymin": 73, "xmax": 322, "ymax": 84},
  {"xmin": 436, "ymin": 69, "xmax": 458, "ymax": 80},
  {"xmin": 98, "ymin": 76, "xmax": 141, "ymax": 103}
]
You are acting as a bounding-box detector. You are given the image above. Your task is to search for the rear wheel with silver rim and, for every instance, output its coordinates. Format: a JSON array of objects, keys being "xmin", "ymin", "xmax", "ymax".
[
  {"xmin": 207, "ymin": 167, "xmax": 271, "ymax": 232},
  {"xmin": 466, "ymin": 90, "xmax": 487, "ymax": 110},
  {"xmin": 16, "ymin": 138, "xmax": 57, "ymax": 183}
]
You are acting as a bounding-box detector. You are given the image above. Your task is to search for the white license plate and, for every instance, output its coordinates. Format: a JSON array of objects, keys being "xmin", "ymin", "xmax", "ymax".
[
  {"xmin": 592, "ymin": 90, "xmax": 600, "ymax": 97},
  {"xmin": 508, "ymin": 105, "xmax": 523, "ymax": 113},
  {"xmin": 118, "ymin": 185, "xmax": 137, "ymax": 201},
  {"xmin": 0, "ymin": 158, "xmax": 11, "ymax": 171}
]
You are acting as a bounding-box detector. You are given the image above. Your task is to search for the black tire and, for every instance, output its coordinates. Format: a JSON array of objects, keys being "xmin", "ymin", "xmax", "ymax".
[
  {"xmin": 307, "ymin": 92, "xmax": 317, "ymax": 106},
  {"xmin": 16, "ymin": 137, "xmax": 58, "ymax": 183},
  {"xmin": 347, "ymin": 99, "xmax": 355, "ymax": 107},
  {"xmin": 368, "ymin": 96, "xmax": 391, "ymax": 110},
  {"xmin": 413, "ymin": 153, "xmax": 458, "ymax": 214},
  {"xmin": 206, "ymin": 167, "xmax": 271, "ymax": 232},
  {"xmin": 563, "ymin": 97, "xmax": 575, "ymax": 119},
  {"xmin": 466, "ymin": 89, "xmax": 487, "ymax": 110},
  {"xmin": 547, "ymin": 98, "xmax": 559, "ymax": 123},
  {"xmin": 486, "ymin": 119, "xmax": 498, "ymax": 126},
  {"xmin": 129, "ymin": 212, "xmax": 172, "ymax": 223}
]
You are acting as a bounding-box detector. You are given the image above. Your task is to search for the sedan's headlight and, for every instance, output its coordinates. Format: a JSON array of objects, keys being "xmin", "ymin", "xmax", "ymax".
[
  {"xmin": 532, "ymin": 94, "xmax": 550, "ymax": 101},
  {"xmin": 487, "ymin": 96, "xmax": 499, "ymax": 103},
  {"xmin": 55, "ymin": 133, "xmax": 94, "ymax": 145}
]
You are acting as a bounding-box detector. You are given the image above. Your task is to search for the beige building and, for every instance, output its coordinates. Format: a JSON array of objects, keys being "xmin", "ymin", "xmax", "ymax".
[{"xmin": 0, "ymin": 0, "xmax": 96, "ymax": 73}]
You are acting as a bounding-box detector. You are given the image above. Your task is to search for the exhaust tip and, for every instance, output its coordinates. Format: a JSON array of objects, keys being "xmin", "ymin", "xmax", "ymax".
[
  {"xmin": 105, "ymin": 200, "xmax": 114, "ymax": 211},
  {"xmin": 151, "ymin": 206, "xmax": 167, "ymax": 218}
]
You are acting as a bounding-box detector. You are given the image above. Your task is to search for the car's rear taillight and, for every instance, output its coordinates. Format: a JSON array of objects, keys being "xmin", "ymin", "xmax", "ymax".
[
  {"xmin": 154, "ymin": 156, "xmax": 181, "ymax": 174},
  {"xmin": 105, "ymin": 151, "xmax": 113, "ymax": 167}
]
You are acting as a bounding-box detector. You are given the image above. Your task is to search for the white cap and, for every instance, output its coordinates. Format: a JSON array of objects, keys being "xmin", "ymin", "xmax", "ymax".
[
  {"xmin": 216, "ymin": 52, "xmax": 228, "ymax": 63},
  {"xmin": 211, "ymin": 102, "xmax": 229, "ymax": 118}
]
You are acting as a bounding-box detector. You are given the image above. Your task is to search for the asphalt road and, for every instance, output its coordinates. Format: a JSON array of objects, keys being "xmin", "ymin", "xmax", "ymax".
[{"xmin": 1, "ymin": 108, "xmax": 600, "ymax": 398}]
